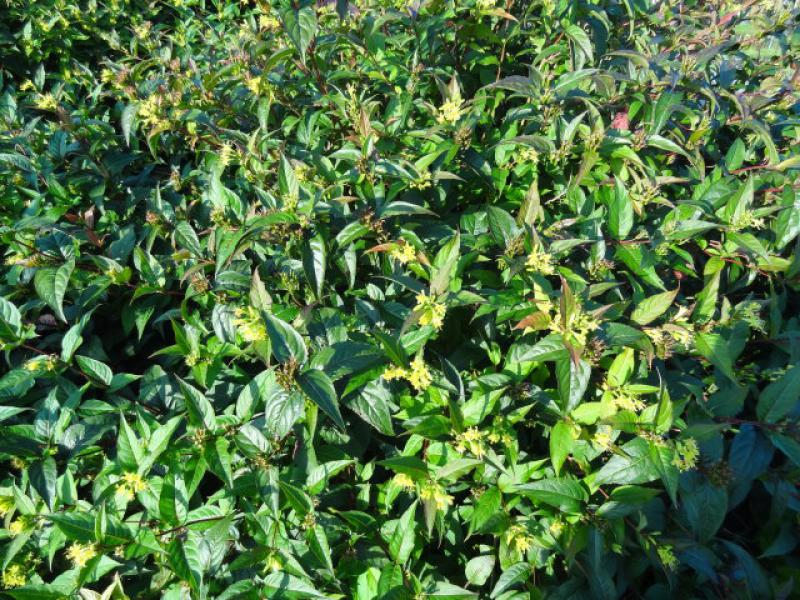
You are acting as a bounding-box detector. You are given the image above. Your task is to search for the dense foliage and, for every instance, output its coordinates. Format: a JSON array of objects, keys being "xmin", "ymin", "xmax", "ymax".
[{"xmin": 2, "ymin": 0, "xmax": 800, "ymax": 598}]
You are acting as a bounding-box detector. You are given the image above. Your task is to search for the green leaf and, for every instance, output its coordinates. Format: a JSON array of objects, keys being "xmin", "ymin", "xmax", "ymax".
[
  {"xmin": 607, "ymin": 178, "xmax": 633, "ymax": 239},
  {"xmin": 490, "ymin": 563, "xmax": 530, "ymax": 598},
  {"xmin": 681, "ymin": 475, "xmax": 728, "ymax": 542},
  {"xmin": 306, "ymin": 524, "xmax": 335, "ymax": 574},
  {"xmin": 508, "ymin": 334, "xmax": 569, "ymax": 364},
  {"xmin": 265, "ymin": 313, "xmax": 308, "ymax": 365},
  {"xmin": 593, "ymin": 438, "xmax": 661, "ymax": 486},
  {"xmin": 465, "ymin": 554, "xmax": 495, "ymax": 586},
  {"xmin": 117, "ymin": 415, "xmax": 142, "ymax": 470},
  {"xmin": 167, "ymin": 536, "xmax": 204, "ymax": 592},
  {"xmin": 174, "ymin": 221, "xmax": 202, "ymax": 257},
  {"xmin": 302, "ymin": 233, "xmax": 327, "ymax": 301},
  {"xmin": 281, "ymin": 7, "xmax": 317, "ymax": 62},
  {"xmin": 262, "ymin": 572, "xmax": 329, "ymax": 599},
  {"xmin": 159, "ymin": 469, "xmax": 188, "ymax": 526},
  {"xmin": 34, "ymin": 260, "xmax": 74, "ymax": 322},
  {"xmin": 29, "ymin": 458, "xmax": 57, "ymax": 511},
  {"xmin": 756, "ymin": 363, "xmax": 800, "ymax": 423},
  {"xmin": 695, "ymin": 332, "xmax": 739, "ymax": 384},
  {"xmin": 430, "ymin": 232, "xmax": 461, "ymax": 296},
  {"xmin": 514, "ymin": 478, "xmax": 588, "ymax": 513},
  {"xmin": 297, "ymin": 368, "xmax": 344, "ymax": 429},
  {"xmin": 75, "ymin": 355, "xmax": 113, "ymax": 386},
  {"xmin": 50, "ymin": 512, "xmax": 130, "ymax": 545},
  {"xmin": 555, "ymin": 357, "xmax": 591, "ymax": 414},
  {"xmin": 630, "ymin": 288, "xmax": 678, "ymax": 325},
  {"xmin": 388, "ymin": 500, "xmax": 417, "ymax": 564},
  {"xmin": 378, "ymin": 456, "xmax": 429, "ymax": 479},
  {"xmin": 347, "ymin": 379, "xmax": 395, "ymax": 435},
  {"xmin": 549, "ymin": 421, "xmax": 574, "ymax": 476},
  {"xmin": 178, "ymin": 377, "xmax": 217, "ymax": 429}
]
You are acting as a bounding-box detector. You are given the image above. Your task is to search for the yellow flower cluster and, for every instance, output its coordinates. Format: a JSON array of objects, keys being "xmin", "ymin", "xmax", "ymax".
[
  {"xmin": 23, "ymin": 356, "xmax": 58, "ymax": 373},
  {"xmin": 549, "ymin": 520, "xmax": 564, "ymax": 537},
  {"xmin": 8, "ymin": 516, "xmax": 33, "ymax": 536},
  {"xmin": 66, "ymin": 543, "xmax": 98, "ymax": 568},
  {"xmin": 525, "ymin": 247, "xmax": 555, "ymax": 275},
  {"xmin": 0, "ymin": 495, "xmax": 13, "ymax": 517},
  {"xmin": 392, "ymin": 473, "xmax": 416, "ymax": 490},
  {"xmin": 382, "ymin": 356, "xmax": 433, "ymax": 391},
  {"xmin": 259, "ymin": 14, "xmax": 281, "ymax": 31},
  {"xmin": 730, "ymin": 210, "xmax": 765, "ymax": 231},
  {"xmin": 410, "ymin": 170, "xmax": 433, "ymax": 190},
  {"xmin": 454, "ymin": 427, "xmax": 486, "ymax": 458},
  {"xmin": 517, "ymin": 146, "xmax": 539, "ymax": 164},
  {"xmin": 407, "ymin": 356, "xmax": 433, "ymax": 390},
  {"xmin": 1, "ymin": 564, "xmax": 26, "ymax": 588},
  {"xmin": 607, "ymin": 386, "xmax": 645, "ymax": 412},
  {"xmin": 419, "ymin": 481, "xmax": 452, "ymax": 511},
  {"xmin": 414, "ymin": 292, "xmax": 446, "ymax": 330},
  {"xmin": 592, "ymin": 429, "xmax": 613, "ymax": 449},
  {"xmin": 436, "ymin": 96, "xmax": 463, "ymax": 125},
  {"xmin": 672, "ymin": 438, "xmax": 699, "ymax": 471},
  {"xmin": 548, "ymin": 307, "xmax": 600, "ymax": 346},
  {"xmin": 657, "ymin": 545, "xmax": 678, "ymax": 570},
  {"xmin": 34, "ymin": 93, "xmax": 58, "ymax": 110},
  {"xmin": 266, "ymin": 552, "xmax": 282, "ymax": 572},
  {"xmin": 233, "ymin": 306, "xmax": 267, "ymax": 343},
  {"xmin": 117, "ymin": 471, "xmax": 147, "ymax": 500},
  {"xmin": 390, "ymin": 243, "xmax": 417, "ymax": 264},
  {"xmin": 504, "ymin": 524, "xmax": 533, "ymax": 553},
  {"xmin": 246, "ymin": 75, "xmax": 275, "ymax": 100}
]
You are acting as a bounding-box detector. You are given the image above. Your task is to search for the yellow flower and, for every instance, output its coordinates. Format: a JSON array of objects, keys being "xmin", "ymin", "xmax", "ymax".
[
  {"xmin": 592, "ymin": 430, "xmax": 612, "ymax": 449},
  {"xmin": 517, "ymin": 147, "xmax": 539, "ymax": 164},
  {"xmin": 505, "ymin": 525, "xmax": 533, "ymax": 553},
  {"xmin": 1, "ymin": 564, "xmax": 26, "ymax": 588},
  {"xmin": 393, "ymin": 473, "xmax": 416, "ymax": 490},
  {"xmin": 259, "ymin": 14, "xmax": 281, "ymax": 32},
  {"xmin": 549, "ymin": 520, "xmax": 564, "ymax": 537},
  {"xmin": 34, "ymin": 93, "xmax": 58, "ymax": 110},
  {"xmin": 672, "ymin": 438, "xmax": 699, "ymax": 472},
  {"xmin": 390, "ymin": 243, "xmax": 417, "ymax": 264},
  {"xmin": 454, "ymin": 427, "xmax": 486, "ymax": 458},
  {"xmin": 407, "ymin": 355, "xmax": 432, "ymax": 391},
  {"xmin": 548, "ymin": 306, "xmax": 600, "ymax": 347},
  {"xmin": 657, "ymin": 545, "xmax": 678, "ymax": 570},
  {"xmin": 137, "ymin": 95, "xmax": 163, "ymax": 128},
  {"xmin": 419, "ymin": 481, "xmax": 452, "ymax": 511},
  {"xmin": 117, "ymin": 471, "xmax": 147, "ymax": 500},
  {"xmin": 8, "ymin": 519, "xmax": 27, "ymax": 536},
  {"xmin": 232, "ymin": 306, "xmax": 267, "ymax": 343},
  {"xmin": 0, "ymin": 495, "xmax": 13, "ymax": 517},
  {"xmin": 266, "ymin": 552, "xmax": 282, "ymax": 572},
  {"xmin": 383, "ymin": 356, "xmax": 432, "ymax": 391},
  {"xmin": 66, "ymin": 543, "xmax": 97, "ymax": 568},
  {"xmin": 382, "ymin": 365, "xmax": 408, "ymax": 381},
  {"xmin": 410, "ymin": 170, "xmax": 433, "ymax": 190},
  {"xmin": 436, "ymin": 95, "xmax": 463, "ymax": 125},
  {"xmin": 605, "ymin": 385, "xmax": 645, "ymax": 412},
  {"xmin": 414, "ymin": 292, "xmax": 446, "ymax": 330},
  {"xmin": 525, "ymin": 247, "xmax": 555, "ymax": 275},
  {"xmin": 219, "ymin": 143, "xmax": 234, "ymax": 169}
]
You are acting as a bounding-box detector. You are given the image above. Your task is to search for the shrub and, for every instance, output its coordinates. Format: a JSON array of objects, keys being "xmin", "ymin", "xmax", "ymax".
[{"xmin": 1, "ymin": 0, "xmax": 800, "ymax": 598}]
